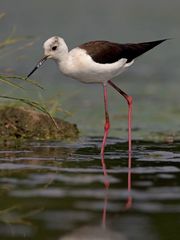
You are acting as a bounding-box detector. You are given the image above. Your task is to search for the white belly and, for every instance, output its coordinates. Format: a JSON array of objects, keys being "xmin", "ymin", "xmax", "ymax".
[{"xmin": 58, "ymin": 48, "xmax": 134, "ymax": 84}]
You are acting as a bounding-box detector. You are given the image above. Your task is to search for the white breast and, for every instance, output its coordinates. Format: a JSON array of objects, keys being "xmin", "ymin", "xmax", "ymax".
[{"xmin": 59, "ymin": 47, "xmax": 134, "ymax": 84}]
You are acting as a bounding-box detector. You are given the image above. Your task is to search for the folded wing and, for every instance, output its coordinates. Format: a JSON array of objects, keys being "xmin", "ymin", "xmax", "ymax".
[{"xmin": 79, "ymin": 39, "xmax": 167, "ymax": 64}]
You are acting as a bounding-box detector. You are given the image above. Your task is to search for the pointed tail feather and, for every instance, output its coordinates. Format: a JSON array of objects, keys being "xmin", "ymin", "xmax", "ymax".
[{"xmin": 124, "ymin": 39, "xmax": 168, "ymax": 62}]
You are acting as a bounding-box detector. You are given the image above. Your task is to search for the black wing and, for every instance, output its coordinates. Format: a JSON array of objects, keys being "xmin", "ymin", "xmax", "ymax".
[{"xmin": 79, "ymin": 39, "xmax": 167, "ymax": 64}]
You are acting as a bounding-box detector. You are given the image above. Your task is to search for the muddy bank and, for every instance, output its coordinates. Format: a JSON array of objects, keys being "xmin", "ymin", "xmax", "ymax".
[{"xmin": 0, "ymin": 106, "xmax": 79, "ymax": 140}]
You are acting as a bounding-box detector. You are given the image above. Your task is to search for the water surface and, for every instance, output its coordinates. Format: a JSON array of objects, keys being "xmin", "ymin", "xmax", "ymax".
[{"xmin": 0, "ymin": 137, "xmax": 179, "ymax": 239}]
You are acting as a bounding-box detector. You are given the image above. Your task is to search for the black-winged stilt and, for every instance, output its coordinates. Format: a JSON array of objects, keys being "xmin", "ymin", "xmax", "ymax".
[{"xmin": 26, "ymin": 37, "xmax": 166, "ymax": 185}]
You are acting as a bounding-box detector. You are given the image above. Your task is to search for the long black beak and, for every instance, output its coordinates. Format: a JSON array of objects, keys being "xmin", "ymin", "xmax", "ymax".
[{"xmin": 25, "ymin": 55, "xmax": 48, "ymax": 80}]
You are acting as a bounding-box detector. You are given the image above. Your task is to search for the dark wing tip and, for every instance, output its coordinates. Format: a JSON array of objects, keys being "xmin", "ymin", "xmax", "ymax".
[
  {"xmin": 119, "ymin": 38, "xmax": 169, "ymax": 63},
  {"xmin": 148, "ymin": 38, "xmax": 171, "ymax": 47},
  {"xmin": 144, "ymin": 38, "xmax": 169, "ymax": 47},
  {"xmin": 154, "ymin": 38, "xmax": 170, "ymax": 43}
]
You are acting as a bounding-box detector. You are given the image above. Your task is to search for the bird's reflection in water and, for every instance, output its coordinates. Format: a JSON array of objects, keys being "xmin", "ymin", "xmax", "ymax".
[
  {"xmin": 125, "ymin": 151, "xmax": 132, "ymax": 210},
  {"xmin": 102, "ymin": 150, "xmax": 132, "ymax": 228},
  {"xmin": 60, "ymin": 152, "xmax": 132, "ymax": 240}
]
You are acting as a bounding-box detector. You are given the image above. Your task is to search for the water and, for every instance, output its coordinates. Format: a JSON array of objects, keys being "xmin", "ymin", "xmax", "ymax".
[
  {"xmin": 0, "ymin": 1, "xmax": 180, "ymax": 239},
  {"xmin": 0, "ymin": 138, "xmax": 179, "ymax": 240}
]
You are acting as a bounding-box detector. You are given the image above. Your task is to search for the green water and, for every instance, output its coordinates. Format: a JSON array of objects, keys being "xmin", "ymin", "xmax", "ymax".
[{"xmin": 0, "ymin": 138, "xmax": 180, "ymax": 239}]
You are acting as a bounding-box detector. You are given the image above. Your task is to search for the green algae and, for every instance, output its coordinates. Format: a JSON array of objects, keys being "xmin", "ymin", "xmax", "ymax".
[{"xmin": 0, "ymin": 106, "xmax": 79, "ymax": 141}]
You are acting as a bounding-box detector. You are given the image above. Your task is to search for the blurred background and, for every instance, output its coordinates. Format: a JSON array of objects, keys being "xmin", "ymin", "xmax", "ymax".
[
  {"xmin": 1, "ymin": 0, "xmax": 180, "ymax": 138},
  {"xmin": 0, "ymin": 2, "xmax": 180, "ymax": 240}
]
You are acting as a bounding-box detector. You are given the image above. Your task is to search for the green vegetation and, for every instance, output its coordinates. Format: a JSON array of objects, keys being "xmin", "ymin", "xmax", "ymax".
[
  {"xmin": 0, "ymin": 12, "xmax": 78, "ymax": 139},
  {"xmin": 0, "ymin": 12, "xmax": 43, "ymax": 103},
  {"xmin": 0, "ymin": 106, "xmax": 79, "ymax": 141}
]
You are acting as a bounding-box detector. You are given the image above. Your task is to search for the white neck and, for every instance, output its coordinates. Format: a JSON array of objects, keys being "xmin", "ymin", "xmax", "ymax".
[{"xmin": 56, "ymin": 39, "xmax": 69, "ymax": 63}]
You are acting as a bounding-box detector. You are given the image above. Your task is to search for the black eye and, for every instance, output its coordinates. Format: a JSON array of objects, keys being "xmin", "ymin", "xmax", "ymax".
[{"xmin": 52, "ymin": 46, "xmax": 57, "ymax": 51}]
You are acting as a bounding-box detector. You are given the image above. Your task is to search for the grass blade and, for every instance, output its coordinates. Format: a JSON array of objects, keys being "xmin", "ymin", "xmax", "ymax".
[
  {"xmin": 0, "ymin": 95, "xmax": 59, "ymax": 129},
  {"xmin": 0, "ymin": 75, "xmax": 24, "ymax": 89},
  {"xmin": 0, "ymin": 74, "xmax": 44, "ymax": 90}
]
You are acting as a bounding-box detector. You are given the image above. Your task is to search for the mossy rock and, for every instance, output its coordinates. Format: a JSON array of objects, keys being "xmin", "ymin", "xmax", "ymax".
[{"xmin": 0, "ymin": 106, "xmax": 79, "ymax": 140}]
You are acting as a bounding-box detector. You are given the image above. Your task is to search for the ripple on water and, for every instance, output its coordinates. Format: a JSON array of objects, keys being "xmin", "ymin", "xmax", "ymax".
[{"xmin": 0, "ymin": 138, "xmax": 180, "ymax": 240}]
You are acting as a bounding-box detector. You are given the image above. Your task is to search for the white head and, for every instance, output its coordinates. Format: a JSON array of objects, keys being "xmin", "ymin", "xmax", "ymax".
[
  {"xmin": 25, "ymin": 36, "xmax": 68, "ymax": 79},
  {"xmin": 43, "ymin": 36, "xmax": 68, "ymax": 61}
]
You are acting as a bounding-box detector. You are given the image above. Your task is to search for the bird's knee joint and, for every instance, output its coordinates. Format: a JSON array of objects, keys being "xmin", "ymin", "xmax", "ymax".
[
  {"xmin": 127, "ymin": 96, "xmax": 133, "ymax": 105},
  {"xmin": 104, "ymin": 121, "xmax": 110, "ymax": 131}
]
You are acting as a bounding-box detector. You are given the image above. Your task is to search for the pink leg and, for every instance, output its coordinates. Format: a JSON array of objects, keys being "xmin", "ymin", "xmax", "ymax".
[
  {"xmin": 108, "ymin": 80, "xmax": 132, "ymax": 153},
  {"xmin": 101, "ymin": 83, "xmax": 110, "ymax": 188},
  {"xmin": 102, "ymin": 189, "xmax": 108, "ymax": 228},
  {"xmin": 126, "ymin": 150, "xmax": 132, "ymax": 209}
]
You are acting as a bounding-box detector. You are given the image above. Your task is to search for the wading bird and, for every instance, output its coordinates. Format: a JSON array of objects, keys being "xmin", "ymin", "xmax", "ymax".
[{"xmin": 26, "ymin": 36, "xmax": 166, "ymax": 185}]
